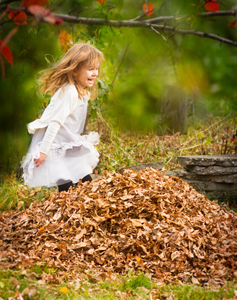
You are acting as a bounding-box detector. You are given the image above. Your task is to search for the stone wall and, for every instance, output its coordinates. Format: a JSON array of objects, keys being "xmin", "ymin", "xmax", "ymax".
[
  {"xmin": 167, "ymin": 155, "xmax": 237, "ymax": 192},
  {"xmin": 92, "ymin": 155, "xmax": 237, "ymax": 192}
]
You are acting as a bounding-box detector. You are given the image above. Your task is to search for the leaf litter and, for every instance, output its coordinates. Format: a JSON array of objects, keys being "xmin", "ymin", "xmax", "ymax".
[{"xmin": 0, "ymin": 168, "xmax": 236, "ymax": 285}]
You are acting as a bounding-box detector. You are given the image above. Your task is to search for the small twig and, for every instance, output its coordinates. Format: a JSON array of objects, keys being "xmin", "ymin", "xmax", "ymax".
[
  {"xmin": 0, "ymin": 5, "xmax": 7, "ymax": 20},
  {"xmin": 160, "ymin": 21, "xmax": 168, "ymax": 34},
  {"xmin": 105, "ymin": 0, "xmax": 115, "ymax": 19},
  {"xmin": 111, "ymin": 43, "xmax": 129, "ymax": 86},
  {"xmin": 75, "ymin": 7, "xmax": 88, "ymax": 17},
  {"xmin": 68, "ymin": 4, "xmax": 77, "ymax": 15},
  {"xmin": 68, "ymin": 5, "xmax": 88, "ymax": 16},
  {"xmin": 208, "ymin": 0, "xmax": 226, "ymax": 6},
  {"xmin": 107, "ymin": 0, "xmax": 111, "ymax": 12},
  {"xmin": 158, "ymin": 0, "xmax": 166, "ymax": 16},
  {"xmin": 150, "ymin": 26, "xmax": 167, "ymax": 42},
  {"xmin": 198, "ymin": 10, "xmax": 236, "ymax": 17},
  {"xmin": 50, "ymin": 0, "xmax": 65, "ymax": 12},
  {"xmin": 144, "ymin": 16, "xmax": 175, "ymax": 23},
  {"xmin": 132, "ymin": 7, "xmax": 156, "ymax": 22},
  {"xmin": 131, "ymin": 11, "xmax": 150, "ymax": 22},
  {"xmin": 0, "ymin": 26, "xmax": 18, "ymax": 53}
]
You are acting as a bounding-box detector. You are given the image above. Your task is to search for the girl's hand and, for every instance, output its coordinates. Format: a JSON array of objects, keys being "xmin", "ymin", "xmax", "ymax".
[{"xmin": 34, "ymin": 152, "xmax": 46, "ymax": 167}]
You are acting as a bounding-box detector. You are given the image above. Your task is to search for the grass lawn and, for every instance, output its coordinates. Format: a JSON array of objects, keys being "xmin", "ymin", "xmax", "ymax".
[{"xmin": 0, "ymin": 267, "xmax": 236, "ymax": 299}]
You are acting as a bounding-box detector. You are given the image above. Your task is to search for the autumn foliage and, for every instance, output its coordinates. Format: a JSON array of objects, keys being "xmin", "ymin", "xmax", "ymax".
[
  {"xmin": 228, "ymin": 19, "xmax": 237, "ymax": 29},
  {"xmin": 204, "ymin": 0, "xmax": 219, "ymax": 12},
  {"xmin": 59, "ymin": 29, "xmax": 72, "ymax": 52},
  {"xmin": 1, "ymin": 168, "xmax": 236, "ymax": 284},
  {"xmin": 142, "ymin": 3, "xmax": 155, "ymax": 17},
  {"xmin": 95, "ymin": 0, "xmax": 107, "ymax": 5},
  {"xmin": 8, "ymin": 11, "xmax": 27, "ymax": 25},
  {"xmin": 21, "ymin": 0, "xmax": 49, "ymax": 7},
  {"xmin": 0, "ymin": 41, "xmax": 13, "ymax": 66}
]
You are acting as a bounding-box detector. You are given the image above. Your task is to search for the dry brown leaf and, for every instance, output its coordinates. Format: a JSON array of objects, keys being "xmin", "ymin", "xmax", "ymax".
[{"xmin": 0, "ymin": 168, "xmax": 236, "ymax": 284}]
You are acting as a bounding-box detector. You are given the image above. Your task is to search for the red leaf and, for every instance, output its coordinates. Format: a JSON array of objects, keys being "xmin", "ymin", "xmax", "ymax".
[
  {"xmin": 21, "ymin": 0, "xmax": 48, "ymax": 6},
  {"xmin": 0, "ymin": 41, "xmax": 13, "ymax": 66},
  {"xmin": 204, "ymin": 0, "xmax": 219, "ymax": 12},
  {"xmin": 143, "ymin": 3, "xmax": 155, "ymax": 18},
  {"xmin": 8, "ymin": 10, "xmax": 27, "ymax": 25},
  {"xmin": 28, "ymin": 5, "xmax": 63, "ymax": 25},
  {"xmin": 228, "ymin": 19, "xmax": 237, "ymax": 29},
  {"xmin": 95, "ymin": 0, "xmax": 106, "ymax": 5}
]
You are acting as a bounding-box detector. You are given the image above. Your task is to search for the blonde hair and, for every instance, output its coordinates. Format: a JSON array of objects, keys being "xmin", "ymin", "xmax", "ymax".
[{"xmin": 39, "ymin": 43, "xmax": 105, "ymax": 99}]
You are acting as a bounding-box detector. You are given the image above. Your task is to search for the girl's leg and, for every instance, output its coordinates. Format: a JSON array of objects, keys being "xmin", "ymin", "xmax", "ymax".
[
  {"xmin": 58, "ymin": 181, "xmax": 73, "ymax": 192},
  {"xmin": 58, "ymin": 175, "xmax": 92, "ymax": 192},
  {"xmin": 82, "ymin": 174, "xmax": 92, "ymax": 183}
]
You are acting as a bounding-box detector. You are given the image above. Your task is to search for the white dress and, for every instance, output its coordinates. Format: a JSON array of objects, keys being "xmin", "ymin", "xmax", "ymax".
[{"xmin": 22, "ymin": 85, "xmax": 99, "ymax": 188}]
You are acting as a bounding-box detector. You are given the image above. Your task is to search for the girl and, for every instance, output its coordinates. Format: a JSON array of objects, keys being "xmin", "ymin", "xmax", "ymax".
[{"xmin": 22, "ymin": 43, "xmax": 104, "ymax": 192}]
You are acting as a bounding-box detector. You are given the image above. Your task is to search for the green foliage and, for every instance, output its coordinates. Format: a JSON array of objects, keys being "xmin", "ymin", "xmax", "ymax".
[
  {"xmin": 0, "ymin": 267, "xmax": 236, "ymax": 300},
  {"xmin": 0, "ymin": 174, "xmax": 56, "ymax": 211},
  {"xmin": 0, "ymin": 23, "xmax": 61, "ymax": 172},
  {"xmin": 119, "ymin": 273, "xmax": 153, "ymax": 291}
]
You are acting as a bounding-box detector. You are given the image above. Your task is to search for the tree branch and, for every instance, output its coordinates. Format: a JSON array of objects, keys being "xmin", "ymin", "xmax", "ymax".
[
  {"xmin": 144, "ymin": 16, "xmax": 176, "ymax": 23},
  {"xmin": 0, "ymin": 0, "xmax": 19, "ymax": 5},
  {"xmin": 8, "ymin": 7, "xmax": 237, "ymax": 48},
  {"xmin": 198, "ymin": 10, "xmax": 236, "ymax": 17},
  {"xmin": 145, "ymin": 10, "xmax": 237, "ymax": 24},
  {"xmin": 150, "ymin": 26, "xmax": 167, "ymax": 42}
]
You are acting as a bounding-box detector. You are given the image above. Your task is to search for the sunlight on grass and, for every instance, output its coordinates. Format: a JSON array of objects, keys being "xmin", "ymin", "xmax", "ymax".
[
  {"xmin": 0, "ymin": 174, "xmax": 56, "ymax": 211},
  {"xmin": 91, "ymin": 115, "xmax": 237, "ymax": 174},
  {"xmin": 0, "ymin": 268, "xmax": 236, "ymax": 300}
]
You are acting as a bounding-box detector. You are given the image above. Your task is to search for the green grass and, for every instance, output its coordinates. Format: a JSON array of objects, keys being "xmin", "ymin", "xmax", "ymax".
[
  {"xmin": 91, "ymin": 115, "xmax": 237, "ymax": 174},
  {"xmin": 161, "ymin": 282, "xmax": 237, "ymax": 300},
  {"xmin": 0, "ymin": 174, "xmax": 57, "ymax": 211},
  {"xmin": 0, "ymin": 267, "xmax": 236, "ymax": 299}
]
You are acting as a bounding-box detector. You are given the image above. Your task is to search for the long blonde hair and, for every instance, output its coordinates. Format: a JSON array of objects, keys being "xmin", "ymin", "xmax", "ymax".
[{"xmin": 39, "ymin": 43, "xmax": 104, "ymax": 99}]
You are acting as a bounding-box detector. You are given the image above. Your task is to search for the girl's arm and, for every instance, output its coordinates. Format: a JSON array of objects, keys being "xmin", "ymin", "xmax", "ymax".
[{"xmin": 34, "ymin": 121, "xmax": 61, "ymax": 167}]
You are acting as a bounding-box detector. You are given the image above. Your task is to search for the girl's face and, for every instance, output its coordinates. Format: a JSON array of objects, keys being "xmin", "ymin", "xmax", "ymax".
[{"xmin": 74, "ymin": 65, "xmax": 99, "ymax": 88}]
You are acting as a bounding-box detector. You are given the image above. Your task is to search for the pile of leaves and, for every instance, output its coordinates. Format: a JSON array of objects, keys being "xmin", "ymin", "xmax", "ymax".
[{"xmin": 0, "ymin": 168, "xmax": 237, "ymax": 285}]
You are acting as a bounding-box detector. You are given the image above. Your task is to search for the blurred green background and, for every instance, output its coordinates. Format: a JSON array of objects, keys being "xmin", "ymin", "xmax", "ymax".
[{"xmin": 0, "ymin": 0, "xmax": 237, "ymax": 173}]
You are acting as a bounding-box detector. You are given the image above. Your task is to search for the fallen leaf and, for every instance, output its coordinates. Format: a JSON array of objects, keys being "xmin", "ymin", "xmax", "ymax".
[
  {"xmin": 0, "ymin": 168, "xmax": 236, "ymax": 285},
  {"xmin": 59, "ymin": 286, "xmax": 69, "ymax": 294}
]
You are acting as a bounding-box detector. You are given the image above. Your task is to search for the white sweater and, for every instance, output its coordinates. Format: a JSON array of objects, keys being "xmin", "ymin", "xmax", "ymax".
[
  {"xmin": 27, "ymin": 85, "xmax": 89, "ymax": 134},
  {"xmin": 27, "ymin": 85, "xmax": 89, "ymax": 154}
]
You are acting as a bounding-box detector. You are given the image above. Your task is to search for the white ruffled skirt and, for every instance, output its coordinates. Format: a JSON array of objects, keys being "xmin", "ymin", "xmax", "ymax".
[{"xmin": 22, "ymin": 129, "xmax": 99, "ymax": 188}]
